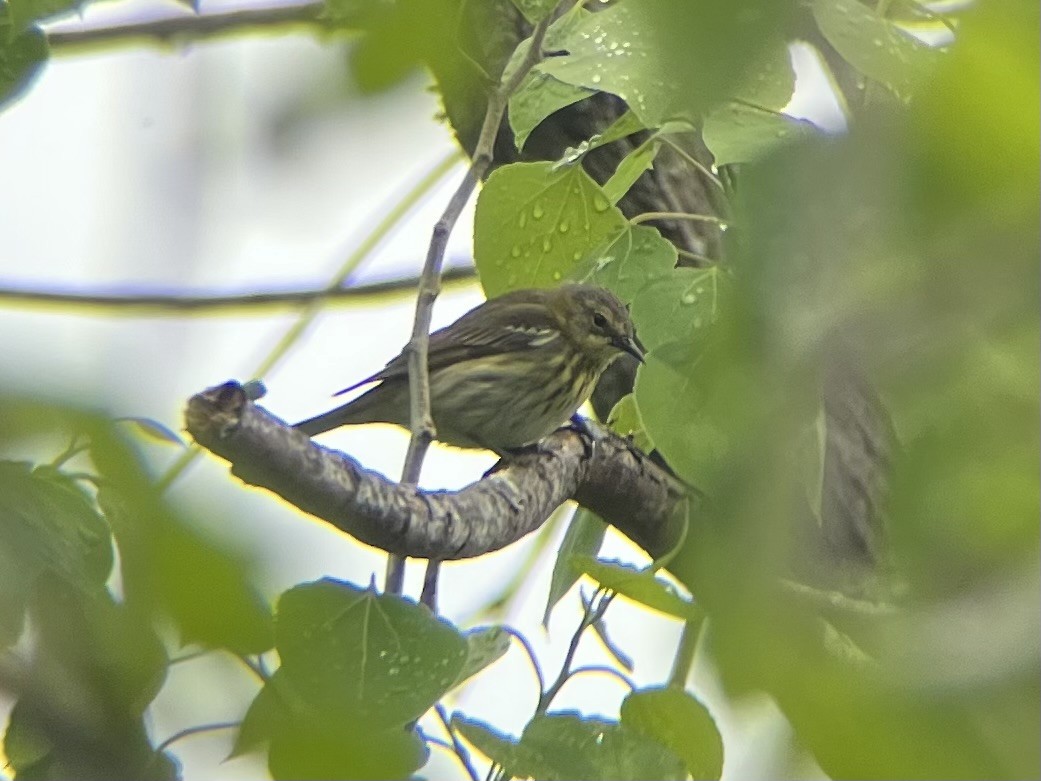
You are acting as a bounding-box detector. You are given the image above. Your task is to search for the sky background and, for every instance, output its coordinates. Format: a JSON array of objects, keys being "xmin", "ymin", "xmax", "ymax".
[{"xmin": 0, "ymin": 3, "xmax": 843, "ymax": 776}]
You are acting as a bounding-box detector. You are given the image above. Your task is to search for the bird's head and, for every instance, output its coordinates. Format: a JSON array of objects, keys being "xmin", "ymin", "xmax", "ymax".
[{"xmin": 552, "ymin": 284, "xmax": 644, "ymax": 367}]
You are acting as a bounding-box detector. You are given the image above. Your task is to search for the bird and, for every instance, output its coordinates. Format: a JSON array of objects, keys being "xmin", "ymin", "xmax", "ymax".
[{"xmin": 294, "ymin": 283, "xmax": 643, "ymax": 455}]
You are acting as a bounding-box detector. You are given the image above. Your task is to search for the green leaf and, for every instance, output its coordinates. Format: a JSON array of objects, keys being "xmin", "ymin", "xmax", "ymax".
[
  {"xmin": 276, "ymin": 578, "xmax": 468, "ymax": 729},
  {"xmin": 571, "ymin": 555, "xmax": 698, "ymax": 620},
  {"xmin": 812, "ymin": 0, "xmax": 942, "ymax": 100},
  {"xmin": 543, "ymin": 508, "xmax": 607, "ymax": 626},
  {"xmin": 523, "ymin": 713, "xmax": 686, "ymax": 781},
  {"xmin": 733, "ymin": 38, "xmax": 797, "ymax": 109},
  {"xmin": 452, "ymin": 715, "xmax": 523, "ymax": 768},
  {"xmin": 6, "ymin": 0, "xmax": 83, "ymax": 33},
  {"xmin": 540, "ymin": 1, "xmax": 797, "ymax": 123},
  {"xmin": 455, "ymin": 712, "xmax": 686, "ymax": 781},
  {"xmin": 231, "ymin": 672, "xmax": 285, "ymax": 758},
  {"xmin": 474, "ymin": 161, "xmax": 627, "ymax": 297},
  {"xmin": 0, "ymin": 461, "xmax": 112, "ymax": 646},
  {"xmin": 621, "ymin": 687, "xmax": 724, "ymax": 780},
  {"xmin": 603, "ymin": 140, "xmax": 660, "ymax": 205},
  {"xmin": 234, "ymin": 670, "xmax": 428, "ymax": 779},
  {"xmin": 704, "ymin": 103, "xmax": 822, "ymax": 166},
  {"xmin": 268, "ymin": 719, "xmax": 426, "ymax": 781},
  {"xmin": 510, "ymin": 72, "xmax": 596, "ymax": 150},
  {"xmin": 454, "ymin": 625, "xmax": 511, "ymax": 687},
  {"xmin": 607, "ymin": 393, "xmax": 654, "ymax": 453},
  {"xmin": 633, "ymin": 340, "xmax": 731, "ymax": 489},
  {"xmin": 629, "ymin": 267, "xmax": 723, "ymax": 352},
  {"xmin": 3, "ymin": 582, "xmax": 173, "ymax": 780},
  {"xmin": 581, "ymin": 224, "xmax": 677, "ymax": 304},
  {"xmin": 0, "ymin": 21, "xmax": 47, "ymax": 114},
  {"xmin": 342, "ymin": 0, "xmax": 460, "ymax": 94},
  {"xmin": 93, "ymin": 431, "xmax": 274, "ymax": 654},
  {"xmin": 506, "ymin": 10, "xmax": 606, "ymax": 150},
  {"xmin": 592, "ymin": 109, "xmax": 648, "ymax": 149},
  {"xmin": 539, "ymin": 3, "xmax": 674, "ymax": 126},
  {"xmin": 510, "ymin": 0, "xmax": 560, "ymax": 25},
  {"xmin": 99, "ymin": 487, "xmax": 274, "ymax": 654}
]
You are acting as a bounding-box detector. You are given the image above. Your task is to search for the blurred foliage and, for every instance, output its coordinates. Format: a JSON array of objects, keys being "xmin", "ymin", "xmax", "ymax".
[
  {"xmin": 0, "ymin": 401, "xmax": 272, "ymax": 778},
  {"xmin": 454, "ymin": 710, "xmax": 689, "ymax": 780},
  {"xmin": 2, "ymin": 0, "xmax": 1039, "ymax": 779},
  {"xmin": 620, "ymin": 687, "xmax": 723, "ymax": 781}
]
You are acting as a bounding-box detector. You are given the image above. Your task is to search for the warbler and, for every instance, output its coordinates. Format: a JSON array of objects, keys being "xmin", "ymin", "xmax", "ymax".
[{"xmin": 295, "ymin": 283, "xmax": 643, "ymax": 454}]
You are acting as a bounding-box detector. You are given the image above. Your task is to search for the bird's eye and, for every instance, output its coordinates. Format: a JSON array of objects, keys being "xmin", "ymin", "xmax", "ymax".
[{"xmin": 592, "ymin": 312, "xmax": 608, "ymax": 330}]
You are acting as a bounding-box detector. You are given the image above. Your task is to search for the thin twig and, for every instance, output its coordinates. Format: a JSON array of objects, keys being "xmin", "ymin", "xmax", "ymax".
[
  {"xmin": 47, "ymin": 1, "xmax": 326, "ymax": 51},
  {"xmin": 419, "ymin": 730, "xmax": 456, "ymax": 753},
  {"xmin": 503, "ymin": 626, "xmax": 546, "ymax": 693},
  {"xmin": 536, "ymin": 589, "xmax": 614, "ymax": 715},
  {"xmin": 420, "ymin": 558, "xmax": 441, "ymax": 607},
  {"xmin": 167, "ymin": 649, "xmax": 210, "ymax": 666},
  {"xmin": 50, "ymin": 435, "xmax": 89, "ymax": 468},
  {"xmin": 630, "ymin": 211, "xmax": 728, "ymax": 227},
  {"xmin": 567, "ymin": 664, "xmax": 636, "ymax": 691},
  {"xmin": 153, "ymin": 721, "xmax": 240, "ymax": 756},
  {"xmin": 667, "ymin": 618, "xmax": 704, "ymax": 689},
  {"xmin": 234, "ymin": 653, "xmax": 269, "ymax": 683},
  {"xmin": 435, "ymin": 703, "xmax": 481, "ymax": 781},
  {"xmin": 659, "ymin": 137, "xmax": 726, "ymax": 194},
  {"xmin": 0, "ymin": 266, "xmax": 477, "ymax": 315},
  {"xmin": 395, "ymin": 3, "xmax": 571, "ymax": 604}
]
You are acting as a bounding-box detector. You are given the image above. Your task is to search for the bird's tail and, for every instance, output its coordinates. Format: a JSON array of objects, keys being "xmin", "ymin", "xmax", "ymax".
[
  {"xmin": 294, "ymin": 383, "xmax": 404, "ymax": 436},
  {"xmin": 295, "ymin": 405, "xmax": 358, "ymax": 436}
]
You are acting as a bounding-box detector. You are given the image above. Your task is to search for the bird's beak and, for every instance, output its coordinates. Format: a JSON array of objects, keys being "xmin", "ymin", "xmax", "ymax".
[{"xmin": 614, "ymin": 335, "xmax": 645, "ymax": 363}]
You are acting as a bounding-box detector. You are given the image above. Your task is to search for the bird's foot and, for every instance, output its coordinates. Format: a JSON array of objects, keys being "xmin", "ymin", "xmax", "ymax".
[{"xmin": 567, "ymin": 414, "xmax": 608, "ymax": 458}]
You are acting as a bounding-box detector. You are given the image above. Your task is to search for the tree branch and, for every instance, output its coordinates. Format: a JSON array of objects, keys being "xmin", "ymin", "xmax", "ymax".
[
  {"xmin": 0, "ymin": 267, "xmax": 477, "ymax": 315},
  {"xmin": 47, "ymin": 2, "xmax": 327, "ymax": 51},
  {"xmin": 184, "ymin": 381, "xmax": 686, "ymax": 561}
]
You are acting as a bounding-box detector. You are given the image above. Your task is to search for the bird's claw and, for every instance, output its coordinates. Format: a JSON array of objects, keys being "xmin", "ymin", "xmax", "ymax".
[{"xmin": 568, "ymin": 414, "xmax": 607, "ymax": 458}]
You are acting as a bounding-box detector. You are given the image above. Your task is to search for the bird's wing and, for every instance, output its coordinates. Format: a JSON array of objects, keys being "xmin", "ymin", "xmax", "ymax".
[{"xmin": 334, "ymin": 292, "xmax": 559, "ymax": 395}]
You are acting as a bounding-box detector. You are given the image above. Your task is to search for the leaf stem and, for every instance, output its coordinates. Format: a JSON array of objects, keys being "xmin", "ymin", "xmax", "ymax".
[
  {"xmin": 503, "ymin": 626, "xmax": 546, "ymax": 693},
  {"xmin": 434, "ymin": 704, "xmax": 481, "ymax": 781},
  {"xmin": 667, "ymin": 617, "xmax": 704, "ymax": 689},
  {"xmin": 631, "ymin": 211, "xmax": 727, "ymax": 227},
  {"xmin": 234, "ymin": 653, "xmax": 269, "ymax": 683},
  {"xmin": 567, "ymin": 664, "xmax": 636, "ymax": 691},
  {"xmin": 536, "ymin": 589, "xmax": 614, "ymax": 715},
  {"xmin": 659, "ymin": 137, "xmax": 726, "ymax": 194}
]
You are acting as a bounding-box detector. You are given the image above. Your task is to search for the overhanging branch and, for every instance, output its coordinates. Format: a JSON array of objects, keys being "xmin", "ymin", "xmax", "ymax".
[
  {"xmin": 0, "ymin": 266, "xmax": 476, "ymax": 315},
  {"xmin": 185, "ymin": 381, "xmax": 686, "ymax": 560},
  {"xmin": 47, "ymin": 2, "xmax": 327, "ymax": 51}
]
